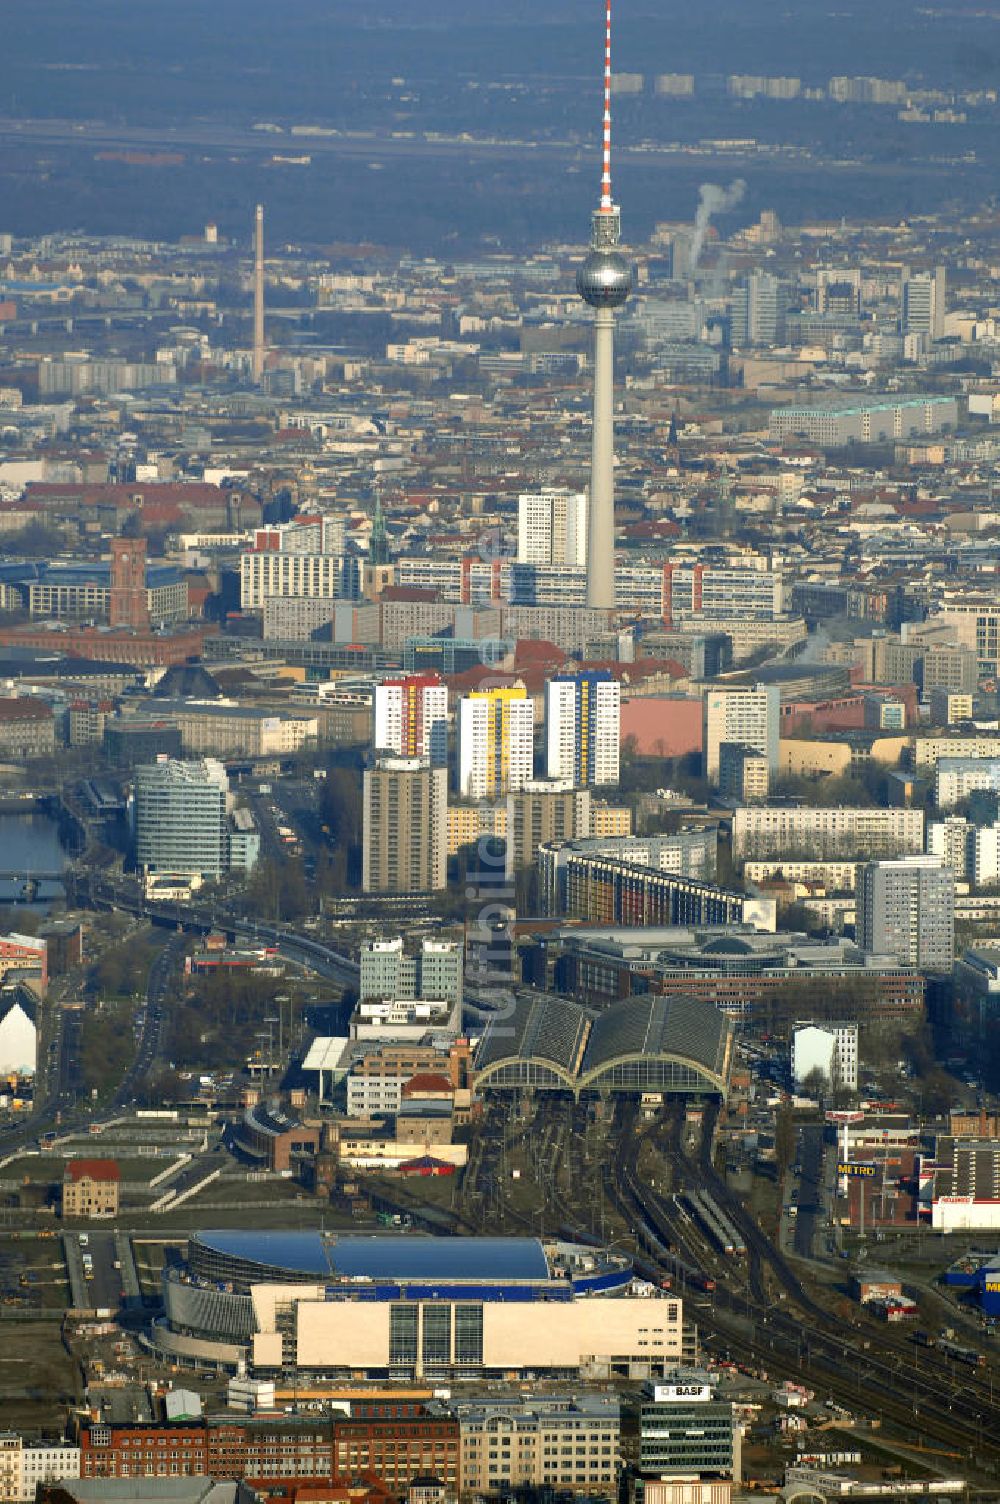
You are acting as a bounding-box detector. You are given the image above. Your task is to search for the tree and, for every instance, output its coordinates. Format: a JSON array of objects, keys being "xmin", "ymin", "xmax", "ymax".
[
  {"xmin": 0, "ymin": 522, "xmax": 67, "ymax": 557},
  {"xmin": 774, "ymin": 1106, "xmax": 796, "ymax": 1181},
  {"xmin": 245, "ymin": 857, "xmax": 311, "ymax": 921},
  {"xmin": 801, "ymin": 1066, "xmax": 827, "ymax": 1100},
  {"xmin": 780, "ymin": 901, "xmax": 826, "ymax": 936}
]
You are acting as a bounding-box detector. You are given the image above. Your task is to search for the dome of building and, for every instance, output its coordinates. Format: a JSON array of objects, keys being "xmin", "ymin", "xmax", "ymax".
[{"xmin": 152, "ymin": 660, "xmax": 224, "ymax": 699}]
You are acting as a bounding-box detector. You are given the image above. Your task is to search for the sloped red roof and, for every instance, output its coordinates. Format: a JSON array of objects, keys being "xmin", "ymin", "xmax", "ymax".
[
  {"xmin": 0, "ymin": 698, "xmax": 53, "ymax": 721},
  {"xmin": 65, "ymin": 1158, "xmax": 119, "ymax": 1183},
  {"xmin": 444, "ymin": 667, "xmax": 522, "ymax": 695},
  {"xmin": 589, "ymin": 658, "xmax": 688, "ymax": 684},
  {"xmin": 25, "ymin": 482, "xmax": 240, "ymax": 509},
  {"xmin": 402, "ymin": 1073, "xmax": 454, "ymax": 1096},
  {"xmin": 511, "ymin": 639, "xmax": 566, "ymax": 665}
]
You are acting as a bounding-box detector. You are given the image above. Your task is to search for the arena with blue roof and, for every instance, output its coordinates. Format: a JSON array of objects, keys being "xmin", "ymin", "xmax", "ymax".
[
  {"xmin": 187, "ymin": 1230, "xmax": 610, "ymax": 1294},
  {"xmin": 153, "ymin": 1232, "xmax": 686, "ymax": 1380}
]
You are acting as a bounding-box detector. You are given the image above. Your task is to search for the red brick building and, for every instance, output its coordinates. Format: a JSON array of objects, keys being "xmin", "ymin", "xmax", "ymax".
[
  {"xmin": 80, "ymin": 1424, "xmax": 207, "ymax": 1480},
  {"xmin": 24, "ymin": 482, "xmax": 262, "ymax": 531},
  {"xmin": 0, "ymin": 624, "xmax": 207, "ymax": 666},
  {"xmin": 334, "ymin": 1405, "xmax": 460, "ymax": 1492},
  {"xmin": 109, "ymin": 537, "xmax": 150, "ymax": 629},
  {"xmin": 79, "ymin": 1410, "xmax": 459, "ymax": 1494}
]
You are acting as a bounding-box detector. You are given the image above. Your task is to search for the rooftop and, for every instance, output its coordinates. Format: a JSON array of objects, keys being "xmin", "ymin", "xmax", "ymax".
[
  {"xmin": 65, "ymin": 1158, "xmax": 120, "ymax": 1182},
  {"xmin": 193, "ymin": 1231, "xmax": 553, "ymax": 1282}
]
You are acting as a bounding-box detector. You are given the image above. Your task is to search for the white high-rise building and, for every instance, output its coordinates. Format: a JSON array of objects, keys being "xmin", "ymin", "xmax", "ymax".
[
  {"xmin": 372, "ymin": 673, "xmax": 448, "ymax": 765},
  {"xmin": 545, "ymin": 671, "xmax": 620, "ymax": 786},
  {"xmin": 902, "ymin": 266, "xmax": 946, "ymax": 339},
  {"xmin": 791, "ymin": 1022, "xmax": 859, "ymax": 1092},
  {"xmin": 972, "ymin": 821, "xmax": 1000, "ymax": 887},
  {"xmin": 517, "ymin": 491, "xmax": 588, "ymax": 567},
  {"xmin": 703, "ymin": 685, "xmax": 780, "ymax": 782},
  {"xmin": 732, "ymin": 269, "xmax": 786, "ymax": 345},
  {"xmin": 457, "ymin": 687, "xmax": 534, "ymax": 800},
  {"xmin": 240, "ymin": 550, "xmax": 347, "ymax": 610},
  {"xmin": 857, "ymin": 855, "xmax": 955, "ymax": 972},
  {"xmin": 927, "ymin": 814, "xmax": 970, "ymax": 879}
]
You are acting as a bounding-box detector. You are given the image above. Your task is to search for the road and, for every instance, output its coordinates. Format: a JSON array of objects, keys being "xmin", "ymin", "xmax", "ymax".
[
  {"xmin": 77, "ymin": 871, "xmax": 360, "ymax": 988},
  {"xmin": 64, "ymin": 1229, "xmax": 124, "ymax": 1312},
  {"xmin": 0, "ymin": 928, "xmax": 185, "ymax": 1154},
  {"xmin": 793, "ymin": 1122, "xmax": 826, "ymax": 1260},
  {"xmin": 109, "ymin": 934, "xmax": 185, "ymax": 1113},
  {"xmin": 0, "ymin": 866, "xmax": 363, "ymax": 1154}
]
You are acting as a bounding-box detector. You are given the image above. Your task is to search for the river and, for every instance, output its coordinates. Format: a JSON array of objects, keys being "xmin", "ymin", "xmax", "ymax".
[{"xmin": 0, "ymin": 811, "xmax": 69, "ymax": 908}]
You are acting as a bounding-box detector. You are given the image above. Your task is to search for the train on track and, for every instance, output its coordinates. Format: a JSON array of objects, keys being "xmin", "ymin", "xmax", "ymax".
[{"xmin": 683, "ymin": 1189, "xmax": 747, "ymax": 1257}]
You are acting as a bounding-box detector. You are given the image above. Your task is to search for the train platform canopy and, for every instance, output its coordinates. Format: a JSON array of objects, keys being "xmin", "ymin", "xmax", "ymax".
[{"xmin": 474, "ymin": 992, "xmax": 733, "ymax": 1096}]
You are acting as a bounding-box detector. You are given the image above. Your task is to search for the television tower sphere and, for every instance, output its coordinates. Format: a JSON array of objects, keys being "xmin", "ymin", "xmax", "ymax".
[{"xmin": 576, "ymin": 247, "xmax": 633, "ymax": 308}]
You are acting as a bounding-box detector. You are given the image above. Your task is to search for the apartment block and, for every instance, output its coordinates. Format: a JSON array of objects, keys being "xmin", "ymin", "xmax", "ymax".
[
  {"xmin": 373, "ymin": 674, "xmax": 449, "ymax": 765},
  {"xmin": 731, "ymin": 805, "xmax": 924, "ymax": 861},
  {"xmin": 703, "ymin": 685, "xmax": 780, "ymax": 782},
  {"xmin": 791, "ymin": 1021, "xmax": 859, "ymax": 1091},
  {"xmin": 240, "ymin": 550, "xmax": 348, "ymax": 610},
  {"xmin": 359, "ymin": 936, "xmax": 463, "ymax": 1005},
  {"xmin": 506, "ymin": 781, "xmax": 592, "ymax": 878},
  {"xmin": 447, "ymin": 801, "xmax": 507, "ymax": 856},
  {"xmin": 457, "ymin": 1396, "xmax": 619, "ymax": 1495},
  {"xmin": 857, "ymin": 855, "xmax": 955, "ymax": 972},
  {"xmin": 545, "ymin": 672, "xmax": 620, "ymax": 788},
  {"xmin": 0, "ymin": 1436, "xmax": 80, "ymax": 1502},
  {"xmin": 517, "ymin": 490, "xmax": 587, "ymax": 566},
  {"xmin": 936, "ymin": 756, "xmax": 1000, "ymax": 808},
  {"xmin": 718, "ymin": 742, "xmax": 770, "ymax": 803},
  {"xmin": 362, "ymin": 758, "xmax": 447, "ymax": 894},
  {"xmin": 457, "ymin": 687, "xmax": 534, "ymax": 799}
]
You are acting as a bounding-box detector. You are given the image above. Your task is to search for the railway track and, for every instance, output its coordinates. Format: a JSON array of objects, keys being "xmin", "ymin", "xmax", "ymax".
[
  {"xmin": 671, "ymin": 1102, "xmax": 1000, "ymax": 1407},
  {"xmin": 610, "ymin": 1100, "xmax": 1000, "ymax": 1468},
  {"xmin": 463, "ymin": 1094, "xmax": 1000, "ymax": 1469}
]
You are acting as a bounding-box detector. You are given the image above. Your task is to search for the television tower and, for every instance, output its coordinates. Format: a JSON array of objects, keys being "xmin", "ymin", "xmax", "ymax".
[
  {"xmin": 577, "ymin": 0, "xmax": 633, "ymax": 610},
  {"xmin": 252, "ymin": 203, "xmax": 265, "ymax": 384}
]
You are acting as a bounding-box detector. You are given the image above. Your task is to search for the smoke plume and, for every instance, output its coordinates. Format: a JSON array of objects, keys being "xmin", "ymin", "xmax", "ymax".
[{"xmin": 690, "ymin": 179, "xmax": 746, "ymax": 273}]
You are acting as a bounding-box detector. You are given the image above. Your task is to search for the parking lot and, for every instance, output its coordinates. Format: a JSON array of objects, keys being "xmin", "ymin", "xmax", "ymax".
[{"xmin": 0, "ymin": 1234, "xmax": 69, "ymax": 1312}]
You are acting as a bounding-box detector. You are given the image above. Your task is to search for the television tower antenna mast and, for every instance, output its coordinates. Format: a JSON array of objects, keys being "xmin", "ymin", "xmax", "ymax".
[
  {"xmin": 577, "ymin": 0, "xmax": 633, "ymax": 610},
  {"xmin": 252, "ymin": 203, "xmax": 265, "ymax": 385}
]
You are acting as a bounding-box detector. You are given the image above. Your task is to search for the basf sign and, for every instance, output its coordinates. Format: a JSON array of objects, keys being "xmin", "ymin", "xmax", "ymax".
[{"xmin": 651, "ymin": 1382, "xmax": 712, "ymax": 1404}]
